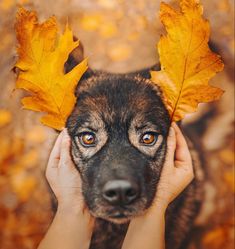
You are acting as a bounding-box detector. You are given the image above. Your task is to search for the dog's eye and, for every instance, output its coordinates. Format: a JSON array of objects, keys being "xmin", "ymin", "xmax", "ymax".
[
  {"xmin": 140, "ymin": 132, "xmax": 158, "ymax": 146},
  {"xmin": 79, "ymin": 132, "xmax": 96, "ymax": 147}
]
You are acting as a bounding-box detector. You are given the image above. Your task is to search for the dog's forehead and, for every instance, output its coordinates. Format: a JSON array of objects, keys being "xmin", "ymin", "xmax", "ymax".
[
  {"xmin": 77, "ymin": 75, "xmax": 163, "ymax": 114},
  {"xmin": 67, "ymin": 74, "xmax": 170, "ymax": 133}
]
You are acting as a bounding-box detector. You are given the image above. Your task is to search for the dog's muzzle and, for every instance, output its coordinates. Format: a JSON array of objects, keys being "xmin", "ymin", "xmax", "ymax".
[{"xmin": 102, "ymin": 179, "xmax": 140, "ymax": 206}]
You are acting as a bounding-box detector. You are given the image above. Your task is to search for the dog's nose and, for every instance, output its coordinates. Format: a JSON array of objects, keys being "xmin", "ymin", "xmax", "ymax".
[{"xmin": 102, "ymin": 180, "xmax": 139, "ymax": 205}]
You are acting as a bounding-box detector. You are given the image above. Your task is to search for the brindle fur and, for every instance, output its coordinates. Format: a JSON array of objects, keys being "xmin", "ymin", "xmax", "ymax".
[{"xmin": 63, "ymin": 49, "xmax": 204, "ymax": 249}]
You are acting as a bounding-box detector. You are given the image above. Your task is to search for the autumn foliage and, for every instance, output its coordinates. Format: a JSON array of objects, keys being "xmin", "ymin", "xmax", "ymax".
[
  {"xmin": 0, "ymin": 0, "xmax": 234, "ymax": 249},
  {"xmin": 15, "ymin": 8, "xmax": 87, "ymax": 130},
  {"xmin": 151, "ymin": 0, "xmax": 224, "ymax": 121},
  {"xmin": 14, "ymin": 0, "xmax": 224, "ymax": 128}
]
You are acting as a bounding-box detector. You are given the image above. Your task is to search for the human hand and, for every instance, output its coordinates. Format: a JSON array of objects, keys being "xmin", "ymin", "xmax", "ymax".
[
  {"xmin": 39, "ymin": 129, "xmax": 94, "ymax": 249},
  {"xmin": 121, "ymin": 123, "xmax": 194, "ymax": 249},
  {"xmin": 153, "ymin": 122, "xmax": 194, "ymax": 210},
  {"xmin": 46, "ymin": 129, "xmax": 85, "ymax": 212}
]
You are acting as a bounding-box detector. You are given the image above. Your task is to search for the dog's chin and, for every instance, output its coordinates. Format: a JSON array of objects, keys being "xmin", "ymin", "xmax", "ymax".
[
  {"xmin": 89, "ymin": 210, "xmax": 131, "ymax": 224},
  {"xmin": 105, "ymin": 216, "xmax": 130, "ymax": 224},
  {"xmin": 87, "ymin": 197, "xmax": 149, "ymax": 224},
  {"xmin": 89, "ymin": 208, "xmax": 148, "ymax": 224}
]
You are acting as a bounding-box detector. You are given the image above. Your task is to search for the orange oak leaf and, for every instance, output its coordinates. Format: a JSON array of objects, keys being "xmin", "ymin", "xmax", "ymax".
[
  {"xmin": 151, "ymin": 0, "xmax": 224, "ymax": 121},
  {"xmin": 15, "ymin": 8, "xmax": 88, "ymax": 130}
]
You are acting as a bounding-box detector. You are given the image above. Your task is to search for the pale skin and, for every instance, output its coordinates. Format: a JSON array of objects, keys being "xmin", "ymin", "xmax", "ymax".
[{"xmin": 38, "ymin": 123, "xmax": 194, "ymax": 249}]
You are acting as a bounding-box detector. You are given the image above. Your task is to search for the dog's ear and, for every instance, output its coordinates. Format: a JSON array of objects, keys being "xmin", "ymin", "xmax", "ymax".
[
  {"xmin": 64, "ymin": 37, "xmax": 84, "ymax": 73},
  {"xmin": 127, "ymin": 64, "xmax": 160, "ymax": 79},
  {"xmin": 64, "ymin": 36, "xmax": 94, "ymax": 79}
]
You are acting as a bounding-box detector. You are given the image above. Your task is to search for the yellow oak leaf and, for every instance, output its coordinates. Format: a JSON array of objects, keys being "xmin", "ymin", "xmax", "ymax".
[
  {"xmin": 151, "ymin": 0, "xmax": 224, "ymax": 121},
  {"xmin": 15, "ymin": 8, "xmax": 88, "ymax": 130}
]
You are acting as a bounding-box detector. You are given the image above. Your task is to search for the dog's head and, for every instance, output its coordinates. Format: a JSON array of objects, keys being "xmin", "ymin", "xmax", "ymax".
[{"xmin": 67, "ymin": 70, "xmax": 170, "ymax": 223}]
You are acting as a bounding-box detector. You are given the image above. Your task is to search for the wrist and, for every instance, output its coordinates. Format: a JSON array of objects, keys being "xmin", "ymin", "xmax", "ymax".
[
  {"xmin": 57, "ymin": 202, "xmax": 93, "ymax": 217},
  {"xmin": 156, "ymin": 199, "xmax": 169, "ymax": 211},
  {"xmin": 57, "ymin": 202, "xmax": 83, "ymax": 215},
  {"xmin": 57, "ymin": 195, "xmax": 85, "ymax": 212},
  {"xmin": 57, "ymin": 204, "xmax": 94, "ymax": 228},
  {"xmin": 148, "ymin": 197, "xmax": 168, "ymax": 217}
]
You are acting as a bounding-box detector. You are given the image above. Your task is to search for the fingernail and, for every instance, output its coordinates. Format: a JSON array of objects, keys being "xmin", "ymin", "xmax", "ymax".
[
  {"xmin": 169, "ymin": 127, "xmax": 175, "ymax": 137},
  {"xmin": 61, "ymin": 128, "xmax": 68, "ymax": 138},
  {"xmin": 62, "ymin": 128, "xmax": 67, "ymax": 135}
]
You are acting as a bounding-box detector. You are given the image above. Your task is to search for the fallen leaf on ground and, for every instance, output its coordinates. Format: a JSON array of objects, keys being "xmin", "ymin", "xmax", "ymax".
[
  {"xmin": 219, "ymin": 149, "xmax": 235, "ymax": 165},
  {"xmin": 10, "ymin": 172, "xmax": 37, "ymax": 202},
  {"xmin": 0, "ymin": 109, "xmax": 12, "ymax": 127},
  {"xmin": 223, "ymin": 171, "xmax": 235, "ymax": 193},
  {"xmin": 202, "ymin": 223, "xmax": 233, "ymax": 249}
]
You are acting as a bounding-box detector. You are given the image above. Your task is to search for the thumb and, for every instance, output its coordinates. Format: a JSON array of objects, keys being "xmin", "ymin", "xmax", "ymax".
[
  {"xmin": 164, "ymin": 124, "xmax": 176, "ymax": 166},
  {"xmin": 59, "ymin": 129, "xmax": 73, "ymax": 169},
  {"xmin": 47, "ymin": 130, "xmax": 64, "ymax": 169}
]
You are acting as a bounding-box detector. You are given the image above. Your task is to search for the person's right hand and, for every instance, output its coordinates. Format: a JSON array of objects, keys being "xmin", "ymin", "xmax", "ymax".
[
  {"xmin": 46, "ymin": 129, "xmax": 86, "ymax": 213},
  {"xmin": 39, "ymin": 129, "xmax": 94, "ymax": 249}
]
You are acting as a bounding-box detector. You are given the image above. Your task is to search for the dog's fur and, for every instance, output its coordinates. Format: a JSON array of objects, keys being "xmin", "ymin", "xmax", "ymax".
[{"xmin": 64, "ymin": 50, "xmax": 204, "ymax": 249}]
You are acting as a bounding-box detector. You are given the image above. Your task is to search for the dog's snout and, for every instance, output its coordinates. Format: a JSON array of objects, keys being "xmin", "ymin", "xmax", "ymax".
[{"xmin": 102, "ymin": 180, "xmax": 139, "ymax": 205}]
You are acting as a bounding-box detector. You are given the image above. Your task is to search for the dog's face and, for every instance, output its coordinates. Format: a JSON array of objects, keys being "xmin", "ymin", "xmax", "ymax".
[{"xmin": 67, "ymin": 73, "xmax": 170, "ymax": 223}]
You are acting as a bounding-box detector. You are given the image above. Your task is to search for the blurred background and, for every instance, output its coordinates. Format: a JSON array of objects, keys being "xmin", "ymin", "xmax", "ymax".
[{"xmin": 0, "ymin": 0, "xmax": 234, "ymax": 248}]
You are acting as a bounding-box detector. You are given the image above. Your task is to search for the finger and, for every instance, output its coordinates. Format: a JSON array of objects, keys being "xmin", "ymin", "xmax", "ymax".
[
  {"xmin": 164, "ymin": 124, "xmax": 176, "ymax": 166},
  {"xmin": 47, "ymin": 130, "xmax": 64, "ymax": 169},
  {"xmin": 59, "ymin": 129, "xmax": 73, "ymax": 169},
  {"xmin": 172, "ymin": 123, "xmax": 191, "ymax": 164}
]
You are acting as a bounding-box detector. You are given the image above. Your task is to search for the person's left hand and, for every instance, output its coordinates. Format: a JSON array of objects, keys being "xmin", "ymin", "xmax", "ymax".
[
  {"xmin": 153, "ymin": 122, "xmax": 194, "ymax": 210},
  {"xmin": 121, "ymin": 123, "xmax": 194, "ymax": 249}
]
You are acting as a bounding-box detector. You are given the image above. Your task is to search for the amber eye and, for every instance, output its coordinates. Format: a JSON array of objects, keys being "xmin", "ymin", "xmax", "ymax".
[
  {"xmin": 80, "ymin": 132, "xmax": 96, "ymax": 147},
  {"xmin": 141, "ymin": 132, "xmax": 158, "ymax": 146}
]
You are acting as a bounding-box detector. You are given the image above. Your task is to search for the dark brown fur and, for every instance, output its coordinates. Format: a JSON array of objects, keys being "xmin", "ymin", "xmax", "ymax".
[{"xmin": 63, "ymin": 47, "xmax": 204, "ymax": 249}]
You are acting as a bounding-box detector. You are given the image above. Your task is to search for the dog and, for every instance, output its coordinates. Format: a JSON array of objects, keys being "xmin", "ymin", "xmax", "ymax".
[{"xmin": 64, "ymin": 46, "xmax": 204, "ymax": 249}]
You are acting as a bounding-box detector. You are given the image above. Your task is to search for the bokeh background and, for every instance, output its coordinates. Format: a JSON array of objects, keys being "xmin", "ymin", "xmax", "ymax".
[{"xmin": 0, "ymin": 0, "xmax": 234, "ymax": 248}]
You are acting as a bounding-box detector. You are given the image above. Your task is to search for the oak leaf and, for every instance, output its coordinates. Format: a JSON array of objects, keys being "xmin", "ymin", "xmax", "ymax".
[
  {"xmin": 15, "ymin": 8, "xmax": 87, "ymax": 130},
  {"xmin": 151, "ymin": 0, "xmax": 224, "ymax": 121}
]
